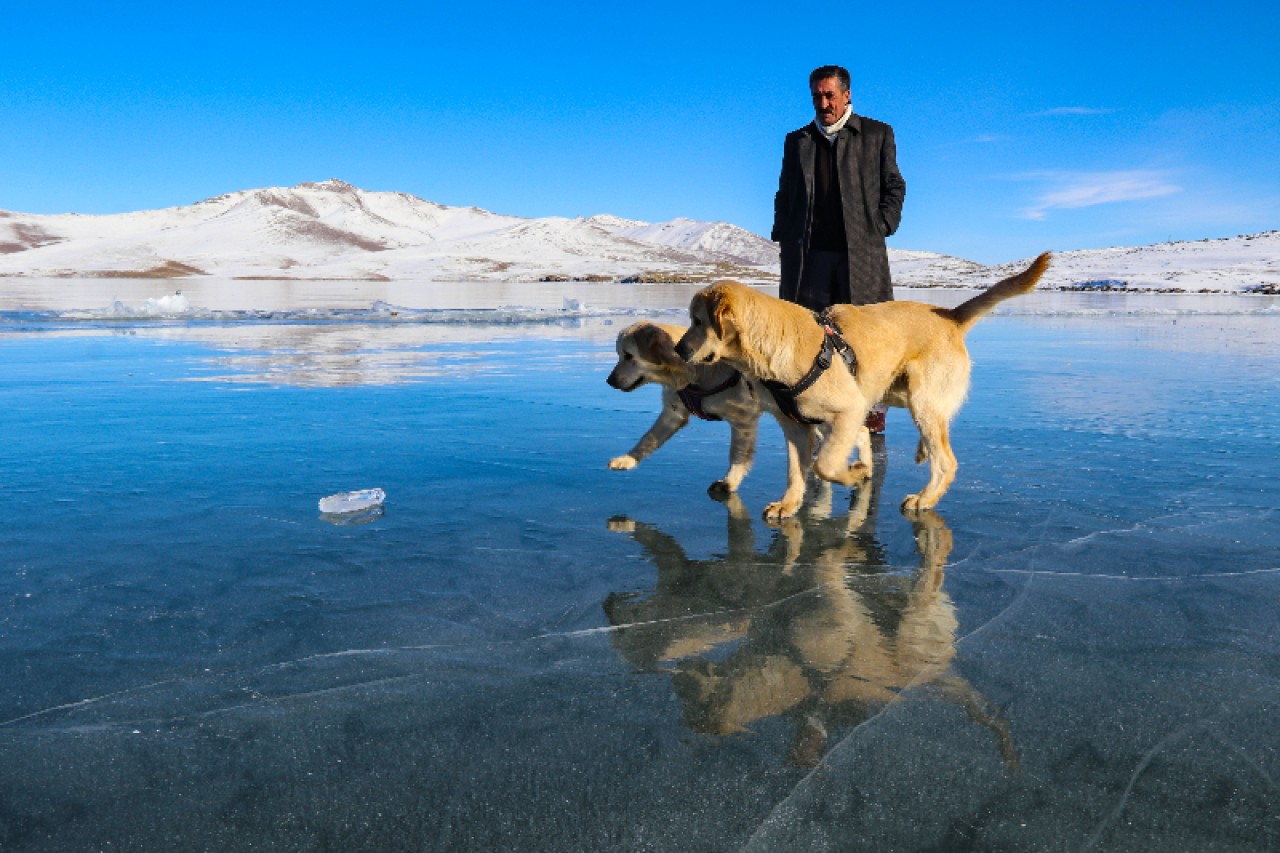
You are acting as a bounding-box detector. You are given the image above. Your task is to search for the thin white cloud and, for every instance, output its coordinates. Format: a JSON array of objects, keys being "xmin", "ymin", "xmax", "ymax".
[
  {"xmin": 931, "ymin": 133, "xmax": 1008, "ymax": 150},
  {"xmin": 1031, "ymin": 106, "xmax": 1114, "ymax": 117},
  {"xmin": 1019, "ymin": 170, "xmax": 1182, "ymax": 220}
]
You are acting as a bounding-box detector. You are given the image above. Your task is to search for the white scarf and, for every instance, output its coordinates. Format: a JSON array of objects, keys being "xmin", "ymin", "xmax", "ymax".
[{"xmin": 814, "ymin": 104, "xmax": 853, "ymax": 144}]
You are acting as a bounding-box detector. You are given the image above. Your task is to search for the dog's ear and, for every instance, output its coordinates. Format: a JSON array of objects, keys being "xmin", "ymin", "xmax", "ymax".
[
  {"xmin": 706, "ymin": 287, "xmax": 731, "ymax": 338},
  {"xmin": 688, "ymin": 293, "xmax": 707, "ymax": 331},
  {"xmin": 633, "ymin": 323, "xmax": 681, "ymax": 366}
]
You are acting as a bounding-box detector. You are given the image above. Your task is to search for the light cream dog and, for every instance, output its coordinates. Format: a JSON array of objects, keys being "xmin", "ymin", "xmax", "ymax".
[
  {"xmin": 606, "ymin": 321, "xmax": 812, "ymax": 495},
  {"xmin": 674, "ymin": 253, "xmax": 1051, "ymax": 516}
]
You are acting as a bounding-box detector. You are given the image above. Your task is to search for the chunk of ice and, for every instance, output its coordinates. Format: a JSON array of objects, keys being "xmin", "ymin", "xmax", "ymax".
[
  {"xmin": 144, "ymin": 292, "xmax": 191, "ymax": 315},
  {"xmin": 318, "ymin": 488, "xmax": 386, "ymax": 514}
]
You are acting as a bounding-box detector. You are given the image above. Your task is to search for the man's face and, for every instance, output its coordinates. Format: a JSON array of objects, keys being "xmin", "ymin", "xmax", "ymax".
[{"xmin": 811, "ymin": 77, "xmax": 851, "ymax": 125}]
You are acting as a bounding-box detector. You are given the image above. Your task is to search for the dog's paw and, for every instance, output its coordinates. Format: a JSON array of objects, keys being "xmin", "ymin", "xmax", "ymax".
[
  {"xmin": 608, "ymin": 455, "xmax": 638, "ymax": 471},
  {"xmin": 901, "ymin": 493, "xmax": 936, "ymax": 512},
  {"xmin": 707, "ymin": 479, "xmax": 737, "ymax": 498},
  {"xmin": 763, "ymin": 499, "xmax": 801, "ymax": 520},
  {"xmin": 606, "ymin": 516, "xmax": 637, "ymax": 533},
  {"xmin": 815, "ymin": 461, "xmax": 871, "ymax": 487}
]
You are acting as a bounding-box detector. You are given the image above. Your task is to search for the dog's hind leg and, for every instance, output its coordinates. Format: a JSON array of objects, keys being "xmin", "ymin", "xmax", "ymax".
[
  {"xmin": 902, "ymin": 356, "xmax": 969, "ymax": 509},
  {"xmin": 902, "ymin": 410, "xmax": 957, "ymax": 511},
  {"xmin": 711, "ymin": 418, "xmax": 758, "ymax": 495}
]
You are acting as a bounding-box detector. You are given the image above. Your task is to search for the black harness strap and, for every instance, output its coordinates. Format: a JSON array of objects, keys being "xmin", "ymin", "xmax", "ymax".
[
  {"xmin": 677, "ymin": 370, "xmax": 742, "ymax": 421},
  {"xmin": 762, "ymin": 309, "xmax": 857, "ymax": 425}
]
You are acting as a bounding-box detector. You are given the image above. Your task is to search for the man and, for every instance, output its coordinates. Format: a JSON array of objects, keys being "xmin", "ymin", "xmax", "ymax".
[{"xmin": 771, "ymin": 64, "xmax": 906, "ymax": 431}]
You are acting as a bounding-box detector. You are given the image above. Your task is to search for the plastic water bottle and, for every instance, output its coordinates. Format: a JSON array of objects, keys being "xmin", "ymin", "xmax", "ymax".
[{"xmin": 318, "ymin": 488, "xmax": 386, "ymax": 514}]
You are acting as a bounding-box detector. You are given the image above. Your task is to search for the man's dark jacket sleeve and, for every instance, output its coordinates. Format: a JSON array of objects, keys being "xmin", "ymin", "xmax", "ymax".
[{"xmin": 878, "ymin": 125, "xmax": 906, "ymax": 236}]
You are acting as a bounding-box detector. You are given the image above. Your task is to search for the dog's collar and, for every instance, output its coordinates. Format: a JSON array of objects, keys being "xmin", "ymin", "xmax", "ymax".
[
  {"xmin": 762, "ymin": 309, "xmax": 857, "ymax": 425},
  {"xmin": 677, "ymin": 371, "xmax": 742, "ymax": 421}
]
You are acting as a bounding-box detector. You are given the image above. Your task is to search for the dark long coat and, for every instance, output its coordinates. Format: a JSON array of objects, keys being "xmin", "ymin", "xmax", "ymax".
[{"xmin": 771, "ymin": 115, "xmax": 906, "ymax": 306}]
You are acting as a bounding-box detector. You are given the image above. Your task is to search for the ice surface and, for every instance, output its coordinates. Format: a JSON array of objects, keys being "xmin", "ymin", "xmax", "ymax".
[{"xmin": 1, "ymin": 285, "xmax": 1279, "ymax": 851}]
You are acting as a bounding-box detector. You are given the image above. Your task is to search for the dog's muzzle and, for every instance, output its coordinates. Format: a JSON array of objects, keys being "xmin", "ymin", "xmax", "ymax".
[
  {"xmin": 606, "ymin": 371, "xmax": 642, "ymax": 392},
  {"xmin": 674, "ymin": 338, "xmax": 694, "ymax": 362}
]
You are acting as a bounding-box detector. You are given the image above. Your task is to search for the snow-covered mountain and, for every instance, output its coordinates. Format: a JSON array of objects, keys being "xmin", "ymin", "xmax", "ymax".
[
  {"xmin": 584, "ymin": 214, "xmax": 781, "ymax": 267},
  {"xmin": 0, "ymin": 180, "xmax": 780, "ymax": 283},
  {"xmin": 1, "ymin": 179, "xmax": 1276, "ymax": 292},
  {"xmin": 889, "ymin": 234, "xmax": 1280, "ymax": 293}
]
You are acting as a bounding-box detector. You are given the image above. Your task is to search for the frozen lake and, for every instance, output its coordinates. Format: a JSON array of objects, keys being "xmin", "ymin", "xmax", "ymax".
[{"xmin": 2, "ymin": 279, "xmax": 1279, "ymax": 851}]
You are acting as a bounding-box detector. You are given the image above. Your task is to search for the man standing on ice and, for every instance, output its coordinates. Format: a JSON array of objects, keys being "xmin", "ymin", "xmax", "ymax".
[{"xmin": 771, "ymin": 64, "xmax": 906, "ymax": 433}]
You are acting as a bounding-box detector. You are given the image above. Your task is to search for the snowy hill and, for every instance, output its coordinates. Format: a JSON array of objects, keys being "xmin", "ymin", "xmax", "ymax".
[
  {"xmin": 0, "ymin": 180, "xmax": 780, "ymax": 283},
  {"xmin": 585, "ymin": 215, "xmax": 781, "ymax": 267},
  {"xmin": 890, "ymin": 234, "xmax": 1280, "ymax": 293},
  {"xmin": 1, "ymin": 180, "xmax": 1276, "ymax": 291}
]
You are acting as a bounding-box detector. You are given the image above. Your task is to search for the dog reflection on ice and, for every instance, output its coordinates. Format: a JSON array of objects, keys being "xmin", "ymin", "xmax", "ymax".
[{"xmin": 604, "ymin": 466, "xmax": 1016, "ymax": 771}]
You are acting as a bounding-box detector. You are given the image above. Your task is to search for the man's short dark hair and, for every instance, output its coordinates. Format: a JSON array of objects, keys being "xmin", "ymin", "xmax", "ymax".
[{"xmin": 809, "ymin": 65, "xmax": 851, "ymax": 93}]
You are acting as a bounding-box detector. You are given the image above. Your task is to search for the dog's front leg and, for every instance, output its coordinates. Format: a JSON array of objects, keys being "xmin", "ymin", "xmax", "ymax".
[
  {"xmin": 813, "ymin": 413, "xmax": 873, "ymax": 486},
  {"xmin": 763, "ymin": 419, "xmax": 812, "ymax": 520},
  {"xmin": 711, "ymin": 417, "xmax": 758, "ymax": 495},
  {"xmin": 610, "ymin": 400, "xmax": 689, "ymax": 470}
]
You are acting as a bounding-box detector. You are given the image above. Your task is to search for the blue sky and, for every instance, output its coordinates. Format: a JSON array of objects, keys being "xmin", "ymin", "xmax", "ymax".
[{"xmin": 2, "ymin": 1, "xmax": 1276, "ymax": 262}]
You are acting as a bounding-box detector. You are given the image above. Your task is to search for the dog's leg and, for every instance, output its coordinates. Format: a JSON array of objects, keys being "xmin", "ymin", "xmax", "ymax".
[
  {"xmin": 763, "ymin": 419, "xmax": 813, "ymax": 520},
  {"xmin": 853, "ymin": 423, "xmax": 873, "ymax": 474},
  {"xmin": 902, "ymin": 410, "xmax": 958, "ymax": 511},
  {"xmin": 845, "ymin": 475, "xmax": 874, "ymax": 532},
  {"xmin": 901, "ymin": 355, "xmax": 970, "ymax": 508},
  {"xmin": 810, "ymin": 422, "xmax": 830, "ymax": 462},
  {"xmin": 721, "ymin": 493, "xmax": 755, "ymax": 561},
  {"xmin": 778, "ymin": 515, "xmax": 804, "ymax": 570},
  {"xmin": 907, "ymin": 508, "xmax": 953, "ymax": 578},
  {"xmin": 807, "ymin": 479, "xmax": 834, "ymax": 520},
  {"xmin": 910, "ymin": 510, "xmax": 1019, "ymax": 772},
  {"xmin": 610, "ymin": 402, "xmax": 689, "ymax": 470},
  {"xmin": 813, "ymin": 413, "xmax": 873, "ymax": 487},
  {"xmin": 711, "ymin": 417, "xmax": 758, "ymax": 495},
  {"xmin": 844, "ymin": 431, "xmax": 890, "ymax": 535}
]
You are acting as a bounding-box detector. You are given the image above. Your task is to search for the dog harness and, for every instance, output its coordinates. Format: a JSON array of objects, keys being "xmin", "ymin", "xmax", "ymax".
[
  {"xmin": 677, "ymin": 371, "xmax": 742, "ymax": 421},
  {"xmin": 761, "ymin": 309, "xmax": 857, "ymax": 425}
]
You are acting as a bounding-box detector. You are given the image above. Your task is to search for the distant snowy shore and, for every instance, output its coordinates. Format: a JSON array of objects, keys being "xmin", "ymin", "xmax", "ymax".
[
  {"xmin": 3, "ymin": 278, "xmax": 1276, "ymax": 332},
  {"xmin": 2, "ymin": 180, "xmax": 1277, "ymax": 293}
]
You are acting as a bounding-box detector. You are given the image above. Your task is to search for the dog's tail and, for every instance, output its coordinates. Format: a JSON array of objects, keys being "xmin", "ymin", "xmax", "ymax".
[{"xmin": 948, "ymin": 252, "xmax": 1051, "ymax": 331}]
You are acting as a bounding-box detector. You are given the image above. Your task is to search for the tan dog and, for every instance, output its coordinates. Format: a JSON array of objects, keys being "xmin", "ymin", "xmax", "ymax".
[
  {"xmin": 607, "ymin": 321, "xmax": 810, "ymax": 494},
  {"xmin": 674, "ymin": 253, "xmax": 1050, "ymax": 516}
]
